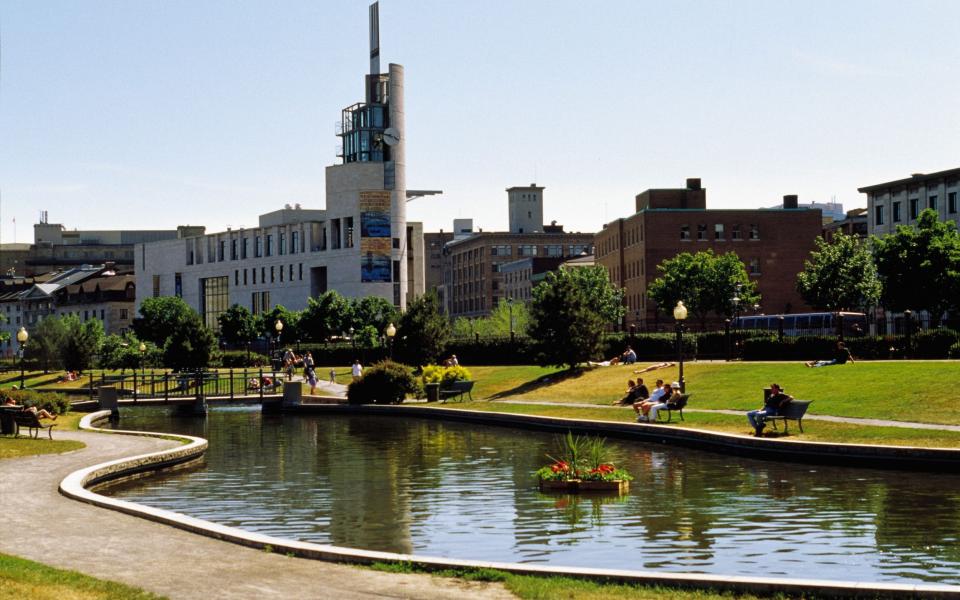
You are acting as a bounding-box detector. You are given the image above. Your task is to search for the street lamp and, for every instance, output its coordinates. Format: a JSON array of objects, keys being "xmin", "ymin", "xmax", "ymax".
[
  {"xmin": 673, "ymin": 301, "xmax": 688, "ymax": 393},
  {"xmin": 274, "ymin": 319, "xmax": 284, "ymax": 358},
  {"xmin": 731, "ymin": 283, "xmax": 742, "ymax": 359},
  {"xmin": 16, "ymin": 327, "xmax": 28, "ymax": 390},
  {"xmin": 385, "ymin": 322, "xmax": 396, "ymax": 359},
  {"xmin": 507, "ymin": 297, "xmax": 515, "ymax": 342},
  {"xmin": 139, "ymin": 342, "xmax": 147, "ymax": 376}
]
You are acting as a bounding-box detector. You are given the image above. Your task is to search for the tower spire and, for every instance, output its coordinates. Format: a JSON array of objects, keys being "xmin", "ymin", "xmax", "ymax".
[{"xmin": 369, "ymin": 2, "xmax": 380, "ymax": 76}]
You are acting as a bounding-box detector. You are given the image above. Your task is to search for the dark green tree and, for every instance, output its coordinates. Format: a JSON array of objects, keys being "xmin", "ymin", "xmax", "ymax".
[
  {"xmin": 24, "ymin": 316, "xmax": 67, "ymax": 372},
  {"xmin": 528, "ymin": 266, "xmax": 625, "ymax": 369},
  {"xmin": 163, "ymin": 310, "xmax": 217, "ymax": 370},
  {"xmin": 60, "ymin": 314, "xmax": 104, "ymax": 373},
  {"xmin": 299, "ymin": 291, "xmax": 353, "ymax": 342},
  {"xmin": 797, "ymin": 232, "xmax": 881, "ymax": 311},
  {"xmin": 647, "ymin": 250, "xmax": 759, "ymax": 328},
  {"xmin": 99, "ymin": 334, "xmax": 146, "ymax": 372},
  {"xmin": 218, "ymin": 304, "xmax": 260, "ymax": 347},
  {"xmin": 873, "ymin": 208, "xmax": 960, "ymax": 325},
  {"xmin": 394, "ymin": 291, "xmax": 451, "ymax": 366},
  {"xmin": 260, "ymin": 305, "xmax": 302, "ymax": 345},
  {"xmin": 132, "ymin": 296, "xmax": 194, "ymax": 346},
  {"xmin": 349, "ymin": 296, "xmax": 399, "ymax": 336}
]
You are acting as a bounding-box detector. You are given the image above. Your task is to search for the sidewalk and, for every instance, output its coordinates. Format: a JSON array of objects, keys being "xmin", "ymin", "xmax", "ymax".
[
  {"xmin": 0, "ymin": 430, "xmax": 513, "ymax": 600},
  {"xmin": 492, "ymin": 400, "xmax": 960, "ymax": 432}
]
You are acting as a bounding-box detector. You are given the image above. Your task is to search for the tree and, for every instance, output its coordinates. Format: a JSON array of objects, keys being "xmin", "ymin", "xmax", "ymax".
[
  {"xmin": 528, "ymin": 266, "xmax": 625, "ymax": 369},
  {"xmin": 453, "ymin": 299, "xmax": 531, "ymax": 338},
  {"xmin": 24, "ymin": 317, "xmax": 66, "ymax": 372},
  {"xmin": 163, "ymin": 310, "xmax": 217, "ymax": 371},
  {"xmin": 299, "ymin": 291, "xmax": 353, "ymax": 342},
  {"xmin": 349, "ymin": 296, "xmax": 399, "ymax": 336},
  {"xmin": 260, "ymin": 305, "xmax": 302, "ymax": 344},
  {"xmin": 218, "ymin": 304, "xmax": 260, "ymax": 347},
  {"xmin": 647, "ymin": 250, "xmax": 759, "ymax": 328},
  {"xmin": 132, "ymin": 297, "xmax": 194, "ymax": 346},
  {"xmin": 873, "ymin": 208, "xmax": 960, "ymax": 325},
  {"xmin": 394, "ymin": 291, "xmax": 451, "ymax": 366},
  {"xmin": 60, "ymin": 314, "xmax": 104, "ymax": 373},
  {"xmin": 796, "ymin": 232, "xmax": 881, "ymax": 312},
  {"xmin": 99, "ymin": 334, "xmax": 146, "ymax": 372}
]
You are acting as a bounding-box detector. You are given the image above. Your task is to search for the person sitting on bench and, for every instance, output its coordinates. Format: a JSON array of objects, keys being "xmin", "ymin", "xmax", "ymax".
[
  {"xmin": 3, "ymin": 397, "xmax": 57, "ymax": 420},
  {"xmin": 746, "ymin": 383, "xmax": 792, "ymax": 437},
  {"xmin": 646, "ymin": 382, "xmax": 682, "ymax": 423},
  {"xmin": 634, "ymin": 379, "xmax": 665, "ymax": 418},
  {"xmin": 613, "ymin": 378, "xmax": 648, "ymax": 406}
]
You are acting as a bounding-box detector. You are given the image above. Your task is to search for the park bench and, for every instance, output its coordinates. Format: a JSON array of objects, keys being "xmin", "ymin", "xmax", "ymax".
[
  {"xmin": 656, "ymin": 393, "xmax": 690, "ymax": 423},
  {"xmin": 13, "ymin": 410, "xmax": 56, "ymax": 439},
  {"xmin": 764, "ymin": 400, "xmax": 813, "ymax": 434},
  {"xmin": 440, "ymin": 380, "xmax": 475, "ymax": 403}
]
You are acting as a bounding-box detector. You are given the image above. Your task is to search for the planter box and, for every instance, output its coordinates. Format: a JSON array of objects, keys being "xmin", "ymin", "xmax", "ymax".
[
  {"xmin": 538, "ymin": 478, "xmax": 629, "ymax": 494},
  {"xmin": 424, "ymin": 383, "xmax": 440, "ymax": 402}
]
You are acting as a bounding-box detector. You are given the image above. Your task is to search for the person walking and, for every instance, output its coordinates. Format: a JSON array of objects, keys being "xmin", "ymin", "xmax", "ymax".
[{"xmin": 351, "ymin": 359, "xmax": 363, "ymax": 382}]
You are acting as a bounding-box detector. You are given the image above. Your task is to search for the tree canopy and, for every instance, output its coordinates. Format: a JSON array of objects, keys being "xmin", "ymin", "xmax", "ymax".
[
  {"xmin": 394, "ymin": 291, "xmax": 450, "ymax": 366},
  {"xmin": 647, "ymin": 250, "xmax": 759, "ymax": 328},
  {"xmin": 24, "ymin": 316, "xmax": 66, "ymax": 372},
  {"xmin": 299, "ymin": 291, "xmax": 352, "ymax": 342},
  {"xmin": 348, "ymin": 296, "xmax": 399, "ymax": 337},
  {"xmin": 796, "ymin": 232, "xmax": 881, "ymax": 312},
  {"xmin": 218, "ymin": 304, "xmax": 260, "ymax": 347},
  {"xmin": 528, "ymin": 266, "xmax": 624, "ymax": 369},
  {"xmin": 132, "ymin": 297, "xmax": 195, "ymax": 346},
  {"xmin": 453, "ymin": 298, "xmax": 531, "ymax": 338},
  {"xmin": 163, "ymin": 310, "xmax": 217, "ymax": 370},
  {"xmin": 60, "ymin": 314, "xmax": 104, "ymax": 373},
  {"xmin": 872, "ymin": 208, "xmax": 960, "ymax": 324}
]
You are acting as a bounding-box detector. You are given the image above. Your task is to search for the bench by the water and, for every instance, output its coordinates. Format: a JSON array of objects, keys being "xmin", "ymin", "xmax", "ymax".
[
  {"xmin": 12, "ymin": 411, "xmax": 56, "ymax": 439},
  {"xmin": 765, "ymin": 400, "xmax": 813, "ymax": 434},
  {"xmin": 440, "ymin": 381, "xmax": 474, "ymax": 403},
  {"xmin": 656, "ymin": 393, "xmax": 690, "ymax": 423}
]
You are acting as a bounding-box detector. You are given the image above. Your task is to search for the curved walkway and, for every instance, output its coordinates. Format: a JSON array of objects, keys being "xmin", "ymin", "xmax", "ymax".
[
  {"xmin": 0, "ymin": 430, "xmax": 513, "ymax": 600},
  {"xmin": 493, "ymin": 399, "xmax": 960, "ymax": 432}
]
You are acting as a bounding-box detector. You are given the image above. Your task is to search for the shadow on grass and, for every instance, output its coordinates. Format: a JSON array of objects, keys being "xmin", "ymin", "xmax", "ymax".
[{"xmin": 487, "ymin": 367, "xmax": 589, "ymax": 400}]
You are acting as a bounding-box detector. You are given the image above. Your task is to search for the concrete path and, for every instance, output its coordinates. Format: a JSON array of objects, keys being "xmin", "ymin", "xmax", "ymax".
[
  {"xmin": 492, "ymin": 399, "xmax": 960, "ymax": 432},
  {"xmin": 0, "ymin": 430, "xmax": 513, "ymax": 600}
]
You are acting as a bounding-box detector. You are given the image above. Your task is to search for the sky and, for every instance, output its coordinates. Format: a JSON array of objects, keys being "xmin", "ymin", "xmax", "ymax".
[{"xmin": 2, "ymin": 0, "xmax": 959, "ymax": 244}]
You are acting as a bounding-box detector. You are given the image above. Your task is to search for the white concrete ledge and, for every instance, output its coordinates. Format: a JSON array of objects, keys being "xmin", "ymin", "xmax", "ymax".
[{"xmin": 58, "ymin": 410, "xmax": 960, "ymax": 598}]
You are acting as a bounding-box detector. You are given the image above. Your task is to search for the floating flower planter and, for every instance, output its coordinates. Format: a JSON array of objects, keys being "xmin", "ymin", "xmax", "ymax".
[{"xmin": 535, "ymin": 433, "xmax": 633, "ymax": 495}]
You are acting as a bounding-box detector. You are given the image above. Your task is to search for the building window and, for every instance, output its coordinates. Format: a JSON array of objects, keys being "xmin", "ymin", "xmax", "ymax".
[
  {"xmin": 120, "ymin": 308, "xmax": 128, "ymax": 320},
  {"xmin": 200, "ymin": 276, "xmax": 229, "ymax": 331},
  {"xmin": 174, "ymin": 273, "xmax": 182, "ymax": 298},
  {"xmin": 909, "ymin": 198, "xmax": 919, "ymax": 220},
  {"xmin": 279, "ymin": 264, "xmax": 283, "ymax": 282},
  {"xmin": 266, "ymin": 234, "xmax": 274, "ymax": 257},
  {"xmin": 697, "ymin": 224, "xmax": 707, "ymax": 241},
  {"xmin": 218, "ymin": 240, "xmax": 225, "ymax": 261},
  {"xmin": 255, "ymin": 236, "xmax": 263, "ymax": 257},
  {"xmin": 152, "ymin": 275, "xmax": 160, "ymax": 297},
  {"xmin": 732, "ymin": 225, "xmax": 742, "ymax": 240},
  {"xmin": 279, "ymin": 232, "xmax": 286, "ymax": 255},
  {"xmin": 242, "ymin": 237, "xmax": 249, "ymax": 259},
  {"xmin": 875, "ymin": 205, "xmax": 884, "ymax": 226},
  {"xmin": 714, "ymin": 224, "xmax": 724, "ymax": 240},
  {"xmin": 235, "ymin": 270, "xmax": 239, "ymax": 285},
  {"xmin": 749, "ymin": 224, "xmax": 760, "ymax": 240},
  {"xmin": 929, "ymin": 195, "xmax": 938, "ymax": 211},
  {"xmin": 749, "ymin": 258, "xmax": 761, "ymax": 275},
  {"xmin": 893, "ymin": 201, "xmax": 902, "ymax": 223},
  {"xmin": 331, "ymin": 219, "xmax": 341, "ymax": 249},
  {"xmin": 491, "ymin": 245, "xmax": 512, "ymax": 256},
  {"xmin": 270, "ymin": 266, "xmax": 275, "ymax": 283},
  {"xmin": 299, "ymin": 263, "xmax": 303, "ymax": 280},
  {"xmin": 291, "ymin": 231, "xmax": 299, "ymax": 254},
  {"xmin": 231, "ymin": 239, "xmax": 238, "ymax": 260},
  {"xmin": 345, "ymin": 217, "xmax": 354, "ymax": 248},
  {"xmin": 243, "ymin": 269, "xmax": 248, "ymax": 285},
  {"xmin": 519, "ymin": 245, "xmax": 537, "ymax": 257},
  {"xmin": 680, "ymin": 225, "xmax": 690, "ymax": 241},
  {"xmin": 252, "ymin": 268, "xmax": 257, "ymax": 285},
  {"xmin": 949, "ymin": 192, "xmax": 958, "ymax": 214},
  {"xmin": 545, "ymin": 245, "xmax": 563, "ymax": 257},
  {"xmin": 289, "ymin": 264, "xmax": 294, "ymax": 281}
]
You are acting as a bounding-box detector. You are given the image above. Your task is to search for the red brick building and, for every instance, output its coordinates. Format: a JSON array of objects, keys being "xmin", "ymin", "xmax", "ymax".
[{"xmin": 595, "ymin": 179, "xmax": 822, "ymax": 330}]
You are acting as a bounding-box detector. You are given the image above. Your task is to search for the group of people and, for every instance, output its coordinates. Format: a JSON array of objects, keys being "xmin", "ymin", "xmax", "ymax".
[
  {"xmin": 588, "ymin": 346, "xmax": 638, "ymax": 367},
  {"xmin": 2, "ymin": 396, "xmax": 57, "ymax": 420},
  {"xmin": 632, "ymin": 379, "xmax": 684, "ymax": 422}
]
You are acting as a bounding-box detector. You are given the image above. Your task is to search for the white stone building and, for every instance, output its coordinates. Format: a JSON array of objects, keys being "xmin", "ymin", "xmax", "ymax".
[{"xmin": 860, "ymin": 168, "xmax": 960, "ymax": 237}]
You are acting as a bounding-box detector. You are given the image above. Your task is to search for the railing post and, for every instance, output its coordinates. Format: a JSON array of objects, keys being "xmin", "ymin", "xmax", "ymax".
[
  {"xmin": 164, "ymin": 371, "xmax": 169, "ymax": 402},
  {"xmin": 229, "ymin": 368, "xmax": 234, "ymax": 400},
  {"xmin": 259, "ymin": 368, "xmax": 264, "ymax": 400},
  {"xmin": 133, "ymin": 371, "xmax": 138, "ymax": 402}
]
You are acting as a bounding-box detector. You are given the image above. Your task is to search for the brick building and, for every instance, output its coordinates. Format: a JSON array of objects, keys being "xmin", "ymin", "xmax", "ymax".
[{"xmin": 595, "ymin": 179, "xmax": 822, "ymax": 330}]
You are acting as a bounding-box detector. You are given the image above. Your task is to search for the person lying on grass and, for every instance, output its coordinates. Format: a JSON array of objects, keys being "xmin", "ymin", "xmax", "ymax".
[
  {"xmin": 806, "ymin": 341, "xmax": 854, "ymax": 368},
  {"xmin": 633, "ymin": 361, "xmax": 675, "ymax": 374}
]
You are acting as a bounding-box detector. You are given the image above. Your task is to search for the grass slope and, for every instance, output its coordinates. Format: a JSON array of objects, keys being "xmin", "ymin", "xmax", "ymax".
[
  {"xmin": 0, "ymin": 552, "xmax": 165, "ymax": 600},
  {"xmin": 0, "ymin": 413, "xmax": 85, "ymax": 460}
]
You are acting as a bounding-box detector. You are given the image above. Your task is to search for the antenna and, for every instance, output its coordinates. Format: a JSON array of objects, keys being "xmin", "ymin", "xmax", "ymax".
[{"xmin": 369, "ymin": 2, "xmax": 380, "ymax": 76}]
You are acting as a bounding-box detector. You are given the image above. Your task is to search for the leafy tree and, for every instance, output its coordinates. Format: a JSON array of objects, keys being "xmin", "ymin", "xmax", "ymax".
[
  {"xmin": 353, "ymin": 325, "xmax": 380, "ymax": 350},
  {"xmin": 453, "ymin": 299, "xmax": 531, "ymax": 338},
  {"xmin": 394, "ymin": 291, "xmax": 451, "ymax": 366},
  {"xmin": 528, "ymin": 266, "xmax": 625, "ymax": 369},
  {"xmin": 873, "ymin": 208, "xmax": 960, "ymax": 325},
  {"xmin": 218, "ymin": 304, "xmax": 260, "ymax": 347},
  {"xmin": 24, "ymin": 317, "xmax": 66, "ymax": 372},
  {"xmin": 797, "ymin": 232, "xmax": 881, "ymax": 312},
  {"xmin": 163, "ymin": 310, "xmax": 217, "ymax": 370},
  {"xmin": 349, "ymin": 296, "xmax": 399, "ymax": 336},
  {"xmin": 132, "ymin": 297, "xmax": 194, "ymax": 346},
  {"xmin": 260, "ymin": 304, "xmax": 302, "ymax": 345},
  {"xmin": 60, "ymin": 314, "xmax": 104, "ymax": 373},
  {"xmin": 99, "ymin": 334, "xmax": 147, "ymax": 372},
  {"xmin": 647, "ymin": 250, "xmax": 759, "ymax": 328},
  {"xmin": 299, "ymin": 291, "xmax": 353, "ymax": 342}
]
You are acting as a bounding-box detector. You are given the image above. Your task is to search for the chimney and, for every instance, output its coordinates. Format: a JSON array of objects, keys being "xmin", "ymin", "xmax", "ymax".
[
  {"xmin": 783, "ymin": 194, "xmax": 799, "ymax": 209},
  {"xmin": 686, "ymin": 178, "xmax": 701, "ymax": 190}
]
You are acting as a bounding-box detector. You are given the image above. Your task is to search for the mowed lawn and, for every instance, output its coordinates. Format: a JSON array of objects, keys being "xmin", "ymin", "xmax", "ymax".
[{"xmin": 466, "ymin": 361, "xmax": 960, "ymax": 425}]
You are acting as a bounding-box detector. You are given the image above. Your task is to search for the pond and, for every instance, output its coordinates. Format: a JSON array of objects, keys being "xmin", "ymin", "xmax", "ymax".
[{"xmin": 101, "ymin": 406, "xmax": 960, "ymax": 584}]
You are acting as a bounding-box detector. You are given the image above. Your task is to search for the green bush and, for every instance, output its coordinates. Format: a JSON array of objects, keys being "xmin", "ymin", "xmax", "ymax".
[
  {"xmin": 347, "ymin": 361, "xmax": 419, "ymax": 405},
  {"xmin": 3, "ymin": 389, "xmax": 70, "ymax": 415},
  {"xmin": 220, "ymin": 350, "xmax": 270, "ymax": 368},
  {"xmin": 950, "ymin": 341, "xmax": 960, "ymax": 359},
  {"xmin": 421, "ymin": 365, "xmax": 472, "ymax": 388},
  {"xmin": 912, "ymin": 328, "xmax": 960, "ymax": 359}
]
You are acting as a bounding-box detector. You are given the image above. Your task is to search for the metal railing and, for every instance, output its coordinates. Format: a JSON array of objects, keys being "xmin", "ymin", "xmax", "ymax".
[{"xmin": 84, "ymin": 369, "xmax": 285, "ymax": 403}]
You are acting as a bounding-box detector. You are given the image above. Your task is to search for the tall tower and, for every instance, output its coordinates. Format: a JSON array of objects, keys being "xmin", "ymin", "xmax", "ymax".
[
  {"xmin": 507, "ymin": 184, "xmax": 544, "ymax": 234},
  {"xmin": 327, "ymin": 2, "xmax": 408, "ymax": 309}
]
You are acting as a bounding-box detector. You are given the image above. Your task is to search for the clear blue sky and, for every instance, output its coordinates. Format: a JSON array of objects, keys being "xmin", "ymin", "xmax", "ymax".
[{"xmin": 2, "ymin": 0, "xmax": 959, "ymax": 243}]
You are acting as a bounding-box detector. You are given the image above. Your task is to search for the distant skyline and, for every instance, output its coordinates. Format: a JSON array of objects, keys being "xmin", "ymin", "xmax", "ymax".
[{"xmin": 2, "ymin": 0, "xmax": 959, "ymax": 244}]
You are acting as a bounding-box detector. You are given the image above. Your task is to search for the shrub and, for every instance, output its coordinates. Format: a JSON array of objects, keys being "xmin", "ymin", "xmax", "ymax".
[
  {"xmin": 950, "ymin": 341, "xmax": 960, "ymax": 359},
  {"xmin": 912, "ymin": 328, "xmax": 960, "ymax": 359},
  {"xmin": 220, "ymin": 350, "xmax": 270, "ymax": 368},
  {"xmin": 3, "ymin": 389, "xmax": 70, "ymax": 415},
  {"xmin": 347, "ymin": 361, "xmax": 419, "ymax": 405},
  {"xmin": 421, "ymin": 365, "xmax": 472, "ymax": 388}
]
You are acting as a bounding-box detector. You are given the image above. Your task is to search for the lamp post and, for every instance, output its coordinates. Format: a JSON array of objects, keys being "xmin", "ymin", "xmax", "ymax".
[
  {"xmin": 903, "ymin": 310, "xmax": 912, "ymax": 359},
  {"xmin": 16, "ymin": 327, "xmax": 29, "ymax": 390},
  {"xmin": 507, "ymin": 297, "xmax": 515, "ymax": 342},
  {"xmin": 731, "ymin": 283, "xmax": 742, "ymax": 359},
  {"xmin": 385, "ymin": 322, "xmax": 396, "ymax": 360},
  {"xmin": 139, "ymin": 342, "xmax": 147, "ymax": 376},
  {"xmin": 274, "ymin": 319, "xmax": 284, "ymax": 364},
  {"xmin": 673, "ymin": 301, "xmax": 688, "ymax": 392}
]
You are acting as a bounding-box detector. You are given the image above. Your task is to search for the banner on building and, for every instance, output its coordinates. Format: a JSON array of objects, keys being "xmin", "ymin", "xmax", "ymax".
[{"xmin": 360, "ymin": 190, "xmax": 392, "ymax": 282}]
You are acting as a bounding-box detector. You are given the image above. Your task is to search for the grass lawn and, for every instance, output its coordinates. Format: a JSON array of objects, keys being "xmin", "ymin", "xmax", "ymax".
[
  {"xmin": 0, "ymin": 552, "xmax": 165, "ymax": 600},
  {"xmin": 0, "ymin": 412, "xmax": 85, "ymax": 460}
]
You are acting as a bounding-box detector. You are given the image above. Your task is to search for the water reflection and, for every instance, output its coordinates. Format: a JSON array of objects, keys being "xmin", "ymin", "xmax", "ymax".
[{"xmin": 102, "ymin": 407, "xmax": 960, "ymax": 584}]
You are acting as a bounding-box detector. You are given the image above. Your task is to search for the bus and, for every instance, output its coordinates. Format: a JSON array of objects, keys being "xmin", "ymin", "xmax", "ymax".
[{"xmin": 732, "ymin": 312, "xmax": 867, "ymax": 338}]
